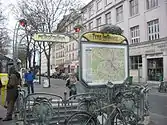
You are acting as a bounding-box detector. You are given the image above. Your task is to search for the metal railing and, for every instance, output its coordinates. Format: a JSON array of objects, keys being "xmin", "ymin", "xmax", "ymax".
[{"xmin": 14, "ymin": 83, "xmax": 150, "ymax": 125}]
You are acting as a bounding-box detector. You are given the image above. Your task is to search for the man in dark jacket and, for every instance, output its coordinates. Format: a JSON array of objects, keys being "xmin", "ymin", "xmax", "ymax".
[
  {"xmin": 0, "ymin": 79, "xmax": 2, "ymax": 120},
  {"xmin": 3, "ymin": 67, "xmax": 21, "ymax": 121}
]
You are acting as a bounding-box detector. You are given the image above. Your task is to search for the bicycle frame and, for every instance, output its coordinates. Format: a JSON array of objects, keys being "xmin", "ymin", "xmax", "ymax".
[{"xmin": 93, "ymin": 103, "xmax": 126, "ymax": 125}]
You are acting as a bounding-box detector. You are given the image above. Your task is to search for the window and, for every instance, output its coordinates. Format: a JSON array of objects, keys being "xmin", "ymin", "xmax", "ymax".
[
  {"xmin": 72, "ymin": 43, "xmax": 75, "ymax": 50},
  {"xmin": 106, "ymin": 0, "xmax": 112, "ymax": 5},
  {"xmin": 146, "ymin": 0, "xmax": 158, "ymax": 10},
  {"xmin": 116, "ymin": 5, "xmax": 123, "ymax": 22},
  {"xmin": 97, "ymin": 0, "xmax": 102, "ymax": 11},
  {"xmin": 66, "ymin": 46, "xmax": 68, "ymax": 52},
  {"xmin": 147, "ymin": 19, "xmax": 159, "ymax": 41},
  {"xmin": 88, "ymin": 22, "xmax": 93, "ymax": 30},
  {"xmin": 83, "ymin": 11, "xmax": 87, "ymax": 20},
  {"xmin": 105, "ymin": 12, "xmax": 111, "ymax": 24},
  {"xmin": 96, "ymin": 17, "xmax": 101, "ymax": 31},
  {"xmin": 69, "ymin": 54, "xmax": 71, "ymax": 61},
  {"xmin": 130, "ymin": 25, "xmax": 140, "ymax": 44},
  {"xmin": 69, "ymin": 45, "xmax": 71, "ymax": 51},
  {"xmin": 130, "ymin": 55, "xmax": 142, "ymax": 69},
  {"xmin": 130, "ymin": 0, "xmax": 139, "ymax": 16},
  {"xmin": 89, "ymin": 4, "xmax": 94, "ymax": 17},
  {"xmin": 72, "ymin": 53, "xmax": 74, "ymax": 60}
]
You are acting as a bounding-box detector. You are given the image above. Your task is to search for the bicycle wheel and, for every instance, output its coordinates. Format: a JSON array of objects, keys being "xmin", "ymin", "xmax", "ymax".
[
  {"xmin": 65, "ymin": 111, "xmax": 97, "ymax": 125},
  {"xmin": 110, "ymin": 109, "xmax": 127, "ymax": 125},
  {"xmin": 32, "ymin": 101, "xmax": 53, "ymax": 124}
]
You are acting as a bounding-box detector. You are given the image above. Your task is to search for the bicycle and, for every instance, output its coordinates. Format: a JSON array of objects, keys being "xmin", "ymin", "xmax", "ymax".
[
  {"xmin": 65, "ymin": 101, "xmax": 127, "ymax": 125},
  {"xmin": 14, "ymin": 87, "xmax": 26, "ymax": 119},
  {"xmin": 31, "ymin": 97, "xmax": 53, "ymax": 125}
]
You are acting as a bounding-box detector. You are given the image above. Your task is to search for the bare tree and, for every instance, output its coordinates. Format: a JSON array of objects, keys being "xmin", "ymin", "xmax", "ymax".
[
  {"xmin": 0, "ymin": 3, "xmax": 10, "ymax": 55},
  {"xmin": 13, "ymin": 0, "xmax": 83, "ymax": 87},
  {"xmin": 0, "ymin": 29, "xmax": 10, "ymax": 55}
]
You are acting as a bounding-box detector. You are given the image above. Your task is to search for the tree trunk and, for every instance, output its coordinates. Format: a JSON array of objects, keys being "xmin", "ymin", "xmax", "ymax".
[
  {"xmin": 33, "ymin": 41, "xmax": 36, "ymax": 69},
  {"xmin": 28, "ymin": 50, "xmax": 32, "ymax": 69},
  {"xmin": 39, "ymin": 50, "xmax": 42, "ymax": 84},
  {"xmin": 26, "ymin": 46, "xmax": 28, "ymax": 69},
  {"xmin": 47, "ymin": 45, "xmax": 51, "ymax": 87}
]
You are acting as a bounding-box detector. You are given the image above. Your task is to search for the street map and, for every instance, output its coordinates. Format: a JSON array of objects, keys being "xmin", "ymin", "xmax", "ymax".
[{"xmin": 84, "ymin": 45, "xmax": 126, "ymax": 84}]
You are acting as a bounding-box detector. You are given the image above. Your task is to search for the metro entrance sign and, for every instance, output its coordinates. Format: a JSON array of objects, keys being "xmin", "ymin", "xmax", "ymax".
[
  {"xmin": 82, "ymin": 32, "xmax": 126, "ymax": 44},
  {"xmin": 32, "ymin": 33, "xmax": 70, "ymax": 43}
]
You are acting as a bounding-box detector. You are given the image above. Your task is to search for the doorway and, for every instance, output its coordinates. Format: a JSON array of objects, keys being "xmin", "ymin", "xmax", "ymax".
[{"xmin": 147, "ymin": 58, "xmax": 163, "ymax": 81}]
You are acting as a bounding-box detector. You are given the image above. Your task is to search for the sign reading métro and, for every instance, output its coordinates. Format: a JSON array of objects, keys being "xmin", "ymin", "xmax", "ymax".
[
  {"xmin": 32, "ymin": 33, "xmax": 70, "ymax": 43},
  {"xmin": 83, "ymin": 32, "xmax": 126, "ymax": 44}
]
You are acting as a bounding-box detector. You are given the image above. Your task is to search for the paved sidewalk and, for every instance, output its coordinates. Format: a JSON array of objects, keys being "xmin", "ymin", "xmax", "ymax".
[
  {"xmin": 0, "ymin": 105, "xmax": 14, "ymax": 125},
  {"xmin": 30, "ymin": 78, "xmax": 69, "ymax": 97}
]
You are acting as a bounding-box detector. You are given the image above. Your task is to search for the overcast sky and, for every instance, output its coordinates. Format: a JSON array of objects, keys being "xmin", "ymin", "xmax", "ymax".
[
  {"xmin": 1, "ymin": 0, "xmax": 92, "ymax": 33},
  {"xmin": 1, "ymin": 0, "xmax": 91, "ymax": 57}
]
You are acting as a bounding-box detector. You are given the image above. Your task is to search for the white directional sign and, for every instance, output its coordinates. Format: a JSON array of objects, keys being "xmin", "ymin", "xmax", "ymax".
[{"xmin": 32, "ymin": 33, "xmax": 70, "ymax": 43}]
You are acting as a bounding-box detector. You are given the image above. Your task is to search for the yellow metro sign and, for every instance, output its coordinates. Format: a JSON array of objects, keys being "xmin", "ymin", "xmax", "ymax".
[
  {"xmin": 83, "ymin": 32, "xmax": 126, "ymax": 44},
  {"xmin": 32, "ymin": 33, "xmax": 70, "ymax": 43}
]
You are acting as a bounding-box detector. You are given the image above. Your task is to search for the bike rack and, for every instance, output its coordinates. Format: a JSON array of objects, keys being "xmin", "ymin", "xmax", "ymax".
[{"xmin": 14, "ymin": 85, "xmax": 149, "ymax": 125}]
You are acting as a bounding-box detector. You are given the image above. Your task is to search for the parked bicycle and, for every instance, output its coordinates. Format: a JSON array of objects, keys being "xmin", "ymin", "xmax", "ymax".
[
  {"xmin": 32, "ymin": 97, "xmax": 53, "ymax": 125},
  {"xmin": 14, "ymin": 87, "xmax": 26, "ymax": 119},
  {"xmin": 65, "ymin": 100, "xmax": 127, "ymax": 125}
]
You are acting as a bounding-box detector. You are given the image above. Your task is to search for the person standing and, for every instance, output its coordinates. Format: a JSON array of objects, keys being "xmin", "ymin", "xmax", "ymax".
[
  {"xmin": 25, "ymin": 70, "xmax": 34, "ymax": 94},
  {"xmin": 66, "ymin": 73, "xmax": 77, "ymax": 97},
  {"xmin": 3, "ymin": 67, "xmax": 21, "ymax": 121},
  {"xmin": 0, "ymin": 78, "xmax": 3, "ymax": 120}
]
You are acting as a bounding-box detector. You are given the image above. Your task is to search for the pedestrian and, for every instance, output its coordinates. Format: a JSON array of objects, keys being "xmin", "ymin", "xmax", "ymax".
[
  {"xmin": 3, "ymin": 67, "xmax": 21, "ymax": 121},
  {"xmin": 66, "ymin": 73, "xmax": 77, "ymax": 97},
  {"xmin": 25, "ymin": 69, "xmax": 34, "ymax": 94},
  {"xmin": 158, "ymin": 73, "xmax": 163, "ymax": 92},
  {"xmin": 0, "ymin": 78, "xmax": 3, "ymax": 120}
]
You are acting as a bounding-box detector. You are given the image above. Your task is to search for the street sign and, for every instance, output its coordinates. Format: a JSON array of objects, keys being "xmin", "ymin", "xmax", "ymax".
[
  {"xmin": 32, "ymin": 33, "xmax": 70, "ymax": 43},
  {"xmin": 83, "ymin": 32, "xmax": 126, "ymax": 44}
]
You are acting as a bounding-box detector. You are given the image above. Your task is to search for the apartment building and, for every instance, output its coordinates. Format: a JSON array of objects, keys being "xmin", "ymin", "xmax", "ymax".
[
  {"xmin": 79, "ymin": 0, "xmax": 167, "ymax": 82},
  {"xmin": 55, "ymin": 43, "xmax": 65, "ymax": 67},
  {"xmin": 41, "ymin": 52, "xmax": 47, "ymax": 73},
  {"xmin": 55, "ymin": 12, "xmax": 82, "ymax": 73}
]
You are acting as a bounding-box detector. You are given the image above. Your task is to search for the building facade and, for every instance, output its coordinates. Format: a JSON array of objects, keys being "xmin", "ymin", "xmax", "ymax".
[
  {"xmin": 52, "ymin": 0, "xmax": 167, "ymax": 82},
  {"xmin": 80, "ymin": 0, "xmax": 167, "ymax": 82},
  {"xmin": 54, "ymin": 11, "xmax": 83, "ymax": 73},
  {"xmin": 41, "ymin": 52, "xmax": 47, "ymax": 74}
]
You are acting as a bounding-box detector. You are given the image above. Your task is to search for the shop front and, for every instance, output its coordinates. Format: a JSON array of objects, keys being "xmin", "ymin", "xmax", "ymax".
[
  {"xmin": 147, "ymin": 57, "xmax": 163, "ymax": 81},
  {"xmin": 129, "ymin": 37, "xmax": 167, "ymax": 82}
]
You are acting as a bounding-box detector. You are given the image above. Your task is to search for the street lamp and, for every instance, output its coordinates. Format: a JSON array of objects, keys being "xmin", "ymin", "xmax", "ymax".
[{"xmin": 13, "ymin": 19, "xmax": 27, "ymax": 71}]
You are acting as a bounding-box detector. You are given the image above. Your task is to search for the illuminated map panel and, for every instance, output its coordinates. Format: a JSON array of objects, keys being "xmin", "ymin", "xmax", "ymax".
[{"xmin": 81, "ymin": 43, "xmax": 128, "ymax": 85}]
